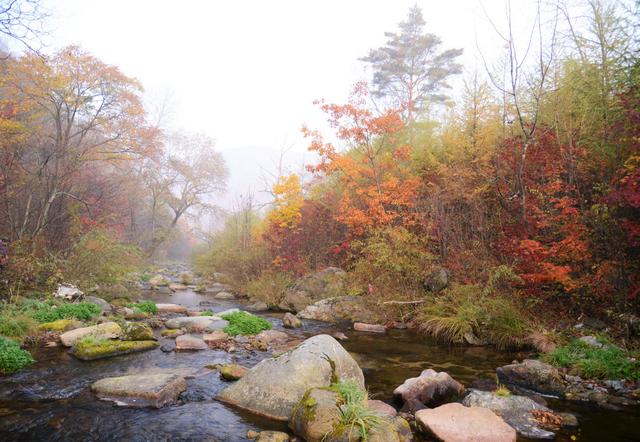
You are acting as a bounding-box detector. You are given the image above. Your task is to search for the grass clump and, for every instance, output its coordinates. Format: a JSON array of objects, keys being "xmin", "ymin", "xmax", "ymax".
[
  {"xmin": 126, "ymin": 300, "xmax": 157, "ymax": 315},
  {"xmin": 328, "ymin": 381, "xmax": 385, "ymax": 441},
  {"xmin": 245, "ymin": 271, "xmax": 293, "ymax": 308},
  {"xmin": 418, "ymin": 269, "xmax": 530, "ymax": 349},
  {"xmin": 200, "ymin": 310, "xmax": 213, "ymax": 316},
  {"xmin": 0, "ymin": 337, "xmax": 34, "ymax": 375},
  {"xmin": 31, "ymin": 302, "xmax": 101, "ymax": 323},
  {"xmin": 544, "ymin": 339, "xmax": 640, "ymax": 380},
  {"xmin": 221, "ymin": 311, "xmax": 271, "ymax": 336},
  {"xmin": 495, "ymin": 383, "xmax": 511, "ymax": 397}
]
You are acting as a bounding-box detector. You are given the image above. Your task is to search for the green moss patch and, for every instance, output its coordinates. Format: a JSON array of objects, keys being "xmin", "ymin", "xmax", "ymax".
[
  {"xmin": 221, "ymin": 311, "xmax": 271, "ymax": 336},
  {"xmin": 0, "ymin": 337, "xmax": 34, "ymax": 375},
  {"xmin": 38, "ymin": 319, "xmax": 83, "ymax": 332},
  {"xmin": 544, "ymin": 338, "xmax": 640, "ymax": 380}
]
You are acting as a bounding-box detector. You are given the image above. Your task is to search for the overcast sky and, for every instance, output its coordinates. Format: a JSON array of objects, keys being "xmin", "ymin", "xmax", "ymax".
[{"xmin": 41, "ymin": 0, "xmax": 548, "ymax": 209}]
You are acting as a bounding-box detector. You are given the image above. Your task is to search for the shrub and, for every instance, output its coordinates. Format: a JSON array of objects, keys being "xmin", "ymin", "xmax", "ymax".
[
  {"xmin": 30, "ymin": 302, "xmax": 101, "ymax": 322},
  {"xmin": 64, "ymin": 228, "xmax": 141, "ymax": 289},
  {"xmin": 221, "ymin": 311, "xmax": 271, "ymax": 336},
  {"xmin": 0, "ymin": 337, "xmax": 34, "ymax": 375},
  {"xmin": 544, "ymin": 339, "xmax": 640, "ymax": 380},
  {"xmin": 0, "ymin": 311, "xmax": 37, "ymax": 338},
  {"xmin": 127, "ymin": 300, "xmax": 157, "ymax": 314},
  {"xmin": 350, "ymin": 227, "xmax": 433, "ymax": 300},
  {"xmin": 245, "ymin": 271, "xmax": 293, "ymax": 307}
]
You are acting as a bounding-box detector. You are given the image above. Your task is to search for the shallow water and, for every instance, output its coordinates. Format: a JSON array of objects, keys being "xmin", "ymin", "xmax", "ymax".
[{"xmin": 1, "ymin": 289, "xmax": 638, "ymax": 441}]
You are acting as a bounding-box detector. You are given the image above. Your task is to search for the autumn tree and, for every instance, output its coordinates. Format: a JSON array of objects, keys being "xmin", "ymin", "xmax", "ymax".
[
  {"xmin": 0, "ymin": 46, "xmax": 156, "ymax": 244},
  {"xmin": 361, "ymin": 5, "xmax": 463, "ymax": 124}
]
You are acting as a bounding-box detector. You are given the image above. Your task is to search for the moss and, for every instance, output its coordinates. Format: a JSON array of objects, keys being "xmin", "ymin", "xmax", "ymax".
[
  {"xmin": 38, "ymin": 319, "xmax": 83, "ymax": 332},
  {"xmin": 161, "ymin": 329, "xmax": 181, "ymax": 337},
  {"xmin": 221, "ymin": 311, "xmax": 271, "ymax": 336},
  {"xmin": 0, "ymin": 337, "xmax": 34, "ymax": 375},
  {"xmin": 72, "ymin": 336, "xmax": 158, "ymax": 360},
  {"xmin": 293, "ymin": 388, "xmax": 318, "ymax": 423},
  {"xmin": 121, "ymin": 322, "xmax": 154, "ymax": 341}
]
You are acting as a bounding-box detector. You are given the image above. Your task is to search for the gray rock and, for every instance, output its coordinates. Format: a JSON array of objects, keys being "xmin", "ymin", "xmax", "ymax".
[
  {"xmin": 278, "ymin": 267, "xmax": 347, "ymax": 313},
  {"xmin": 59, "ymin": 322, "xmax": 122, "ymax": 347},
  {"xmin": 462, "ymin": 389, "xmax": 556, "ymax": 439},
  {"xmin": 217, "ymin": 308, "xmax": 240, "ymax": 316},
  {"xmin": 246, "ymin": 301, "xmax": 269, "ymax": 312},
  {"xmin": 175, "ymin": 334, "xmax": 207, "ymax": 351},
  {"xmin": 164, "ymin": 316, "xmax": 222, "ymax": 332},
  {"xmin": 282, "ymin": 312, "xmax": 302, "ymax": 328},
  {"xmin": 497, "ymin": 359, "xmax": 567, "ymax": 397},
  {"xmin": 91, "ymin": 373, "xmax": 186, "ymax": 408},
  {"xmin": 297, "ymin": 296, "xmax": 378, "ymax": 323},
  {"xmin": 85, "ymin": 295, "xmax": 112, "ymax": 313},
  {"xmin": 217, "ymin": 334, "xmax": 364, "ymax": 421},
  {"xmin": 424, "ymin": 267, "xmax": 449, "ymax": 292},
  {"xmin": 206, "ymin": 319, "xmax": 230, "ymax": 332},
  {"xmin": 54, "ymin": 283, "xmax": 84, "ymax": 301},
  {"xmin": 578, "ymin": 335, "xmax": 604, "ymax": 348},
  {"xmin": 394, "ymin": 368, "xmax": 465, "ymax": 412},
  {"xmin": 214, "ymin": 291, "xmax": 236, "ymax": 300}
]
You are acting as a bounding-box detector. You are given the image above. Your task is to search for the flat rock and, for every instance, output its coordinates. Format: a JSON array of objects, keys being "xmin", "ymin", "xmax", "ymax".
[
  {"xmin": 353, "ymin": 322, "xmax": 385, "ymax": 333},
  {"xmin": 164, "ymin": 316, "xmax": 223, "ymax": 332},
  {"xmin": 214, "ymin": 291, "xmax": 236, "ymax": 300},
  {"xmin": 462, "ymin": 389, "xmax": 557, "ymax": 439},
  {"xmin": 416, "ymin": 402, "xmax": 516, "ymax": 442},
  {"xmin": 156, "ymin": 303, "xmax": 188, "ymax": 314},
  {"xmin": 203, "ymin": 331, "xmax": 229, "ymax": 348},
  {"xmin": 91, "ymin": 373, "xmax": 186, "ymax": 408},
  {"xmin": 175, "ymin": 334, "xmax": 207, "ymax": 350},
  {"xmin": 255, "ymin": 330, "xmax": 289, "ymax": 344},
  {"xmin": 394, "ymin": 368, "xmax": 465, "ymax": 412},
  {"xmin": 217, "ymin": 334, "xmax": 364, "ymax": 421},
  {"xmin": 60, "ymin": 322, "xmax": 121, "ymax": 347},
  {"xmin": 72, "ymin": 339, "xmax": 158, "ymax": 360}
]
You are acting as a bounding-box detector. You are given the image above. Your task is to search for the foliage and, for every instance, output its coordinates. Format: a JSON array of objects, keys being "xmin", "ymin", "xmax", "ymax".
[
  {"xmin": 545, "ymin": 339, "xmax": 640, "ymax": 381},
  {"xmin": 126, "ymin": 300, "xmax": 157, "ymax": 315},
  {"xmin": 221, "ymin": 311, "xmax": 272, "ymax": 336},
  {"xmin": 30, "ymin": 302, "xmax": 101, "ymax": 323},
  {"xmin": 64, "ymin": 228, "xmax": 141, "ymax": 289},
  {"xmin": 350, "ymin": 227, "xmax": 433, "ymax": 300},
  {"xmin": 245, "ymin": 271, "xmax": 293, "ymax": 307},
  {"xmin": 0, "ymin": 337, "xmax": 34, "ymax": 375},
  {"xmin": 418, "ymin": 278, "xmax": 530, "ymax": 349}
]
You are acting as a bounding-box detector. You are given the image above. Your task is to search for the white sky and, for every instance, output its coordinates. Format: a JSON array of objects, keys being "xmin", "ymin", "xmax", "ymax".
[{"xmin": 40, "ymin": 0, "xmax": 552, "ymax": 210}]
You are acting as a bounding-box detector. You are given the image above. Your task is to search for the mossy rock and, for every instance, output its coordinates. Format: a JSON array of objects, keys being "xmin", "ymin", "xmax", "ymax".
[
  {"xmin": 121, "ymin": 322, "xmax": 155, "ymax": 341},
  {"xmin": 220, "ymin": 364, "xmax": 247, "ymax": 381},
  {"xmin": 161, "ymin": 329, "xmax": 183, "ymax": 338},
  {"xmin": 39, "ymin": 319, "xmax": 84, "ymax": 333},
  {"xmin": 72, "ymin": 339, "xmax": 158, "ymax": 360}
]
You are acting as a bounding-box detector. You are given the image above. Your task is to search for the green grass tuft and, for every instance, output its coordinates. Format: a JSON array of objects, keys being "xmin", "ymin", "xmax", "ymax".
[
  {"xmin": 0, "ymin": 337, "xmax": 34, "ymax": 375},
  {"xmin": 221, "ymin": 311, "xmax": 271, "ymax": 336},
  {"xmin": 327, "ymin": 381, "xmax": 386, "ymax": 441},
  {"xmin": 544, "ymin": 339, "xmax": 640, "ymax": 380},
  {"xmin": 126, "ymin": 300, "xmax": 157, "ymax": 314}
]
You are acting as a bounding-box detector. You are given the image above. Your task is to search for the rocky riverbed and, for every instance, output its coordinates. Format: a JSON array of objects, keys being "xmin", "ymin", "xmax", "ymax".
[{"xmin": 1, "ymin": 266, "xmax": 639, "ymax": 441}]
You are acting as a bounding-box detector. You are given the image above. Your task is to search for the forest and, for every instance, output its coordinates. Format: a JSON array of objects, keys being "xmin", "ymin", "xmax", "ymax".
[{"xmin": 1, "ymin": 1, "xmax": 640, "ymax": 441}]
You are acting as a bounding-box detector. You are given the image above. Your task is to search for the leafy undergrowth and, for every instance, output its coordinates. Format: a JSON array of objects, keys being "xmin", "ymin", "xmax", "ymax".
[
  {"xmin": 0, "ymin": 337, "xmax": 34, "ymax": 375},
  {"xmin": 245, "ymin": 271, "xmax": 293, "ymax": 308},
  {"xmin": 328, "ymin": 381, "xmax": 385, "ymax": 440},
  {"xmin": 221, "ymin": 311, "xmax": 271, "ymax": 336},
  {"xmin": 544, "ymin": 338, "xmax": 640, "ymax": 381},
  {"xmin": 0, "ymin": 299, "xmax": 99, "ymax": 339},
  {"xmin": 127, "ymin": 300, "xmax": 157, "ymax": 315}
]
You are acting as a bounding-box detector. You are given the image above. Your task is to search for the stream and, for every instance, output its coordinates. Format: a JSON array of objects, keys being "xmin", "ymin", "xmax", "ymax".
[{"xmin": 1, "ymin": 288, "xmax": 639, "ymax": 441}]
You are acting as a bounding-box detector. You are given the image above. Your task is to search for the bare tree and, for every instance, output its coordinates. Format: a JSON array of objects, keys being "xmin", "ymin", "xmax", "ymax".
[{"xmin": 0, "ymin": 0, "xmax": 48, "ymax": 53}]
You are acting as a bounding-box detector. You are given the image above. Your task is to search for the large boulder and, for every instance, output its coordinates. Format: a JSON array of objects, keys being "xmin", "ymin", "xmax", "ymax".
[
  {"xmin": 217, "ymin": 334, "xmax": 364, "ymax": 421},
  {"xmin": 59, "ymin": 322, "xmax": 122, "ymax": 347},
  {"xmin": 289, "ymin": 388, "xmax": 410, "ymax": 442},
  {"xmin": 462, "ymin": 389, "xmax": 557, "ymax": 439},
  {"xmin": 85, "ymin": 295, "xmax": 112, "ymax": 313},
  {"xmin": 91, "ymin": 373, "xmax": 186, "ymax": 408},
  {"xmin": 279, "ymin": 268, "xmax": 347, "ymax": 313},
  {"xmin": 497, "ymin": 359, "xmax": 567, "ymax": 397},
  {"xmin": 297, "ymin": 296, "xmax": 377, "ymax": 323},
  {"xmin": 424, "ymin": 267, "xmax": 449, "ymax": 293},
  {"xmin": 416, "ymin": 402, "xmax": 516, "ymax": 442},
  {"xmin": 393, "ymin": 368, "xmax": 465, "ymax": 412}
]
